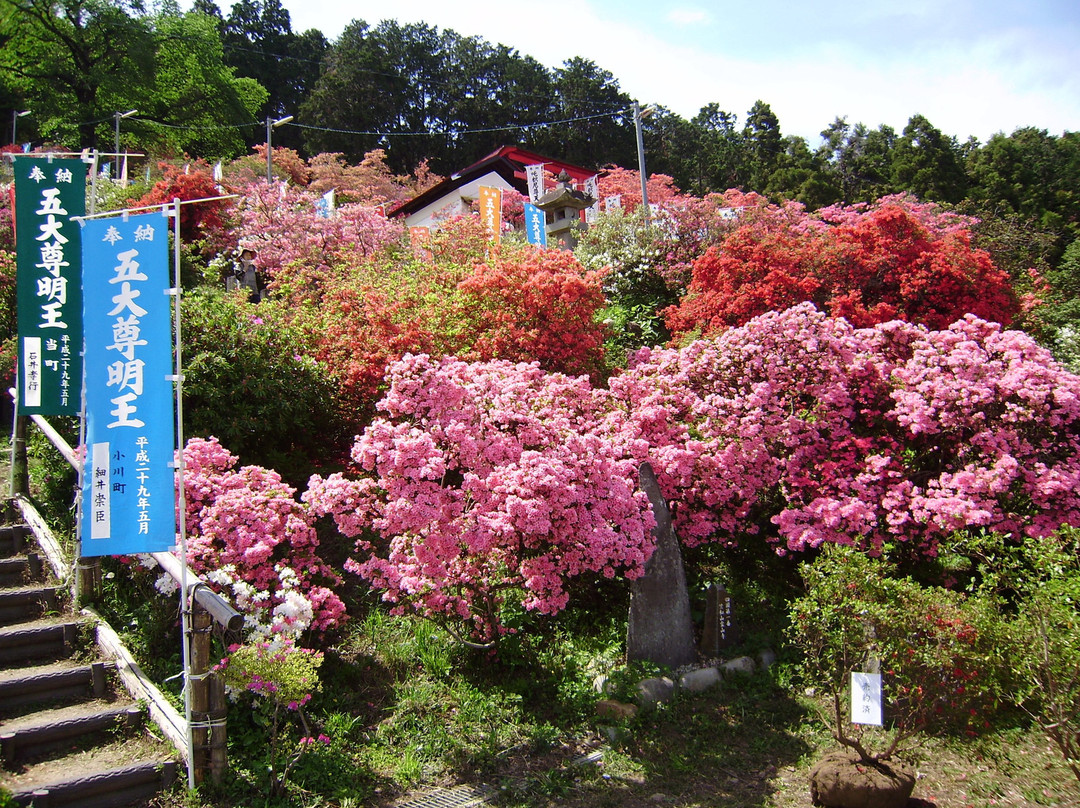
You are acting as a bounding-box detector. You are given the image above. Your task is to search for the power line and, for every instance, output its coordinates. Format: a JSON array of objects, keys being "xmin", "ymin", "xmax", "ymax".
[
  {"xmin": 290, "ymin": 110, "xmax": 629, "ymax": 139},
  {"xmin": 83, "ymin": 108, "xmax": 631, "ymax": 140}
]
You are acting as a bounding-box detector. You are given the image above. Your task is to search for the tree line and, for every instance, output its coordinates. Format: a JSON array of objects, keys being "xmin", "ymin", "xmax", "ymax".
[{"xmin": 3, "ymin": 0, "xmax": 1078, "ymax": 239}]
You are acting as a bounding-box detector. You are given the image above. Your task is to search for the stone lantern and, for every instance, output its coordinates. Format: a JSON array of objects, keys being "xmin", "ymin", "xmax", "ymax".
[{"xmin": 534, "ymin": 170, "xmax": 594, "ymax": 249}]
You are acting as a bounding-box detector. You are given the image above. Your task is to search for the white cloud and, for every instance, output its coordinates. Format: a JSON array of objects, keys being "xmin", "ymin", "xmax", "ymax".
[{"xmin": 666, "ymin": 7, "xmax": 712, "ymax": 26}]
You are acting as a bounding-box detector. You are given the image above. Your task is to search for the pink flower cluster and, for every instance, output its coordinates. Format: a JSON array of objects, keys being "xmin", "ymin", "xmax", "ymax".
[
  {"xmin": 232, "ymin": 181, "xmax": 404, "ymax": 289},
  {"xmin": 181, "ymin": 437, "xmax": 347, "ymax": 634},
  {"xmin": 304, "ymin": 354, "xmax": 656, "ymax": 642},
  {"xmin": 613, "ymin": 303, "xmax": 1080, "ymax": 554}
]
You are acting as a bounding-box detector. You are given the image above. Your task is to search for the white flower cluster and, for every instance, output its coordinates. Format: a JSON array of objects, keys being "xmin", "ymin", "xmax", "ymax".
[{"xmin": 202, "ymin": 564, "xmax": 315, "ymax": 644}]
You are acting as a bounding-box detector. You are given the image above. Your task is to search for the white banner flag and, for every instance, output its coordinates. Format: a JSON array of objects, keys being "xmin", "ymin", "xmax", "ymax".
[
  {"xmin": 584, "ymin": 175, "xmax": 600, "ymax": 224},
  {"xmin": 526, "ymin": 163, "xmax": 545, "ymax": 203}
]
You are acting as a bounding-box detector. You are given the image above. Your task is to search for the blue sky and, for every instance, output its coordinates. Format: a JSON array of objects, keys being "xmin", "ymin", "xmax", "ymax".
[{"xmin": 203, "ymin": 0, "xmax": 1079, "ymax": 145}]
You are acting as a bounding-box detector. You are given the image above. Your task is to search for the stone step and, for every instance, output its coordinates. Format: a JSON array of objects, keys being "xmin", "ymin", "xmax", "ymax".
[
  {"xmin": 0, "ymin": 585, "xmax": 64, "ymax": 626},
  {"xmin": 0, "ymin": 621, "xmax": 82, "ymax": 666},
  {"xmin": 1, "ymin": 701, "xmax": 144, "ymax": 767},
  {"xmin": 0, "ymin": 553, "xmax": 44, "ymax": 587},
  {"xmin": 0, "ymin": 661, "xmax": 113, "ymax": 716},
  {"xmin": 3, "ymin": 746, "xmax": 177, "ymax": 808},
  {"xmin": 0, "ymin": 525, "xmax": 30, "ymax": 558}
]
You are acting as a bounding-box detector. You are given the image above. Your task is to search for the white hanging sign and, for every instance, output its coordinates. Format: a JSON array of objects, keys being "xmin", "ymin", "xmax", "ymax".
[{"xmin": 851, "ymin": 672, "xmax": 883, "ymax": 726}]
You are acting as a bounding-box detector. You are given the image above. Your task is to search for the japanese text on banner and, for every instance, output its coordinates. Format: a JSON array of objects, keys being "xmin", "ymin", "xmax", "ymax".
[
  {"xmin": 14, "ymin": 157, "xmax": 87, "ymax": 414},
  {"xmin": 81, "ymin": 213, "xmax": 176, "ymax": 556}
]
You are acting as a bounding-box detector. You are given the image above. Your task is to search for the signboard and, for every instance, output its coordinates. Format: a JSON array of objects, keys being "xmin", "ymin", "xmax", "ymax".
[
  {"xmin": 14, "ymin": 157, "xmax": 88, "ymax": 414},
  {"xmin": 478, "ymin": 186, "xmax": 502, "ymax": 245},
  {"xmin": 408, "ymin": 226, "xmax": 433, "ymax": 262},
  {"xmin": 851, "ymin": 672, "xmax": 883, "ymax": 726},
  {"xmin": 80, "ymin": 212, "xmax": 176, "ymax": 556},
  {"xmin": 525, "ymin": 164, "xmax": 545, "ymax": 203},
  {"xmin": 584, "ymin": 175, "xmax": 600, "ymax": 224},
  {"xmin": 524, "ymin": 203, "xmax": 547, "ymax": 247}
]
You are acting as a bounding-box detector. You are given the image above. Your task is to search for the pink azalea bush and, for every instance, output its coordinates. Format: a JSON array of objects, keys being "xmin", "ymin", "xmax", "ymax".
[
  {"xmin": 304, "ymin": 354, "xmax": 656, "ymax": 643},
  {"xmin": 181, "ymin": 437, "xmax": 346, "ymax": 635},
  {"xmin": 610, "ymin": 303, "xmax": 1080, "ymax": 555},
  {"xmin": 230, "ymin": 181, "xmax": 404, "ymax": 297}
]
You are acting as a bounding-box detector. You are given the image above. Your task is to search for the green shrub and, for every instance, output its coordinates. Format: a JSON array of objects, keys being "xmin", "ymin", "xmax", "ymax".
[
  {"xmin": 788, "ymin": 545, "xmax": 1005, "ymax": 762},
  {"xmin": 973, "ymin": 530, "xmax": 1080, "ymax": 783},
  {"xmin": 180, "ymin": 286, "xmax": 342, "ymax": 482}
]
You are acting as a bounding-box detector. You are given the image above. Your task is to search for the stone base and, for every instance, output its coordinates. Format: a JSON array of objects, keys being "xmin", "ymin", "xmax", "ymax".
[{"xmin": 809, "ymin": 750, "xmax": 916, "ymax": 808}]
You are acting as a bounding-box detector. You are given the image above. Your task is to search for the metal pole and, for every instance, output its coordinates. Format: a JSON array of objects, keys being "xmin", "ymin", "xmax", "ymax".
[
  {"xmin": 113, "ymin": 110, "xmax": 136, "ymax": 167},
  {"xmin": 633, "ymin": 102, "xmax": 651, "ymax": 226},
  {"xmin": 170, "ymin": 197, "xmax": 196, "ymax": 790},
  {"xmin": 11, "ymin": 110, "xmax": 28, "ymax": 148},
  {"xmin": 265, "ymin": 116, "xmax": 272, "ymax": 183},
  {"xmin": 265, "ymin": 115, "xmax": 293, "ymax": 183}
]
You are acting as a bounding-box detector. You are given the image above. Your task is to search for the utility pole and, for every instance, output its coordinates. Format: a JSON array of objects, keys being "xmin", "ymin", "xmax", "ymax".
[
  {"xmin": 11, "ymin": 109, "xmax": 30, "ymax": 148},
  {"xmin": 633, "ymin": 102, "xmax": 653, "ymax": 226},
  {"xmin": 265, "ymin": 115, "xmax": 294, "ymax": 183},
  {"xmin": 114, "ymin": 110, "xmax": 137, "ymax": 159}
]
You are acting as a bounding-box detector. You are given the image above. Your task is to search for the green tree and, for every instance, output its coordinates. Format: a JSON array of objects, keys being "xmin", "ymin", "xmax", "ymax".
[
  {"xmin": 816, "ymin": 118, "xmax": 897, "ymax": 203},
  {"xmin": 146, "ymin": 8, "xmax": 267, "ymax": 158},
  {"xmin": 765, "ymin": 134, "xmax": 839, "ymax": 208},
  {"xmin": 740, "ymin": 99, "xmax": 783, "ymax": 191},
  {"xmin": 685, "ymin": 103, "xmax": 742, "ymax": 194},
  {"xmin": 0, "ymin": 0, "xmax": 154, "ymax": 149},
  {"xmin": 891, "ymin": 113, "xmax": 967, "ymax": 203},
  {"xmin": 301, "ymin": 19, "xmax": 449, "ymax": 171},
  {"xmin": 967, "ymin": 127, "xmax": 1080, "ymax": 233},
  {"xmin": 219, "ymin": 0, "xmax": 325, "ymax": 152},
  {"xmin": 440, "ymin": 32, "xmax": 556, "ymax": 167},
  {"xmin": 535, "ymin": 57, "xmax": 635, "ymax": 171}
]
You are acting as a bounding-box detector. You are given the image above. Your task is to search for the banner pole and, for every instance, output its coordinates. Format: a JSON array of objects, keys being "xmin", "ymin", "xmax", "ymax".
[{"xmin": 169, "ymin": 197, "xmax": 195, "ymax": 790}]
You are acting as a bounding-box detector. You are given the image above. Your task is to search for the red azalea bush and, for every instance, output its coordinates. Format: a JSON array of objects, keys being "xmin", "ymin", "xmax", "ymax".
[
  {"xmin": 664, "ymin": 194, "xmax": 1018, "ymax": 337},
  {"xmin": 301, "ymin": 237, "xmax": 609, "ymax": 429},
  {"xmin": 136, "ymin": 162, "xmax": 233, "ymax": 251},
  {"xmin": 456, "ymin": 247, "xmax": 608, "ymax": 379}
]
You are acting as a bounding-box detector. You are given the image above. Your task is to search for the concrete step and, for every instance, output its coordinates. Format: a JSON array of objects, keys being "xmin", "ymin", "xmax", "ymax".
[
  {"xmin": 0, "ymin": 553, "xmax": 44, "ymax": 587},
  {"xmin": 0, "ymin": 585, "xmax": 64, "ymax": 626},
  {"xmin": 0, "ymin": 621, "xmax": 82, "ymax": 666},
  {"xmin": 1, "ymin": 700, "xmax": 144, "ymax": 766},
  {"xmin": 0, "ymin": 524, "xmax": 30, "ymax": 558},
  {"xmin": 3, "ymin": 744, "xmax": 177, "ymax": 808},
  {"xmin": 0, "ymin": 661, "xmax": 113, "ymax": 716}
]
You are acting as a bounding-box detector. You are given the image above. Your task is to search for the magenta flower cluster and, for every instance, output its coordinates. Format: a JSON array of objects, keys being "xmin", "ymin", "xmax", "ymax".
[
  {"xmin": 304, "ymin": 354, "xmax": 656, "ymax": 641},
  {"xmin": 182, "ymin": 437, "xmax": 347, "ymax": 634},
  {"xmin": 612, "ymin": 303, "xmax": 1080, "ymax": 554}
]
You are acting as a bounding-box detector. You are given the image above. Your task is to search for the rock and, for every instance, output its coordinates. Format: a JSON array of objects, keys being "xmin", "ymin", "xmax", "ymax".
[
  {"xmin": 679, "ymin": 666, "xmax": 722, "ymax": 693},
  {"xmin": 626, "ymin": 463, "xmax": 698, "ymax": 668},
  {"xmin": 593, "ymin": 673, "xmax": 614, "ymax": 695},
  {"xmin": 636, "ymin": 676, "xmax": 676, "ymax": 710},
  {"xmin": 757, "ymin": 648, "xmax": 777, "ymax": 670},
  {"xmin": 595, "ymin": 699, "xmax": 638, "ymax": 721},
  {"xmin": 722, "ymin": 655, "xmax": 756, "ymax": 675},
  {"xmin": 808, "ymin": 750, "xmax": 916, "ymax": 808}
]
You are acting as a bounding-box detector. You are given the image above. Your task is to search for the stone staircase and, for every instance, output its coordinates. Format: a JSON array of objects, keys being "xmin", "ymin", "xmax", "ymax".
[{"xmin": 0, "ymin": 523, "xmax": 178, "ymax": 807}]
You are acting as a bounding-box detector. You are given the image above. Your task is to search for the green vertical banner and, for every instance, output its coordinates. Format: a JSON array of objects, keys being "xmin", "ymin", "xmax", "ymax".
[{"xmin": 14, "ymin": 157, "xmax": 88, "ymax": 415}]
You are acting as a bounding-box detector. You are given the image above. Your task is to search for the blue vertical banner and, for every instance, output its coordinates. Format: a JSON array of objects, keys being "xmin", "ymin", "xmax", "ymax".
[
  {"xmin": 80, "ymin": 212, "xmax": 176, "ymax": 556},
  {"xmin": 524, "ymin": 203, "xmax": 547, "ymax": 247}
]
